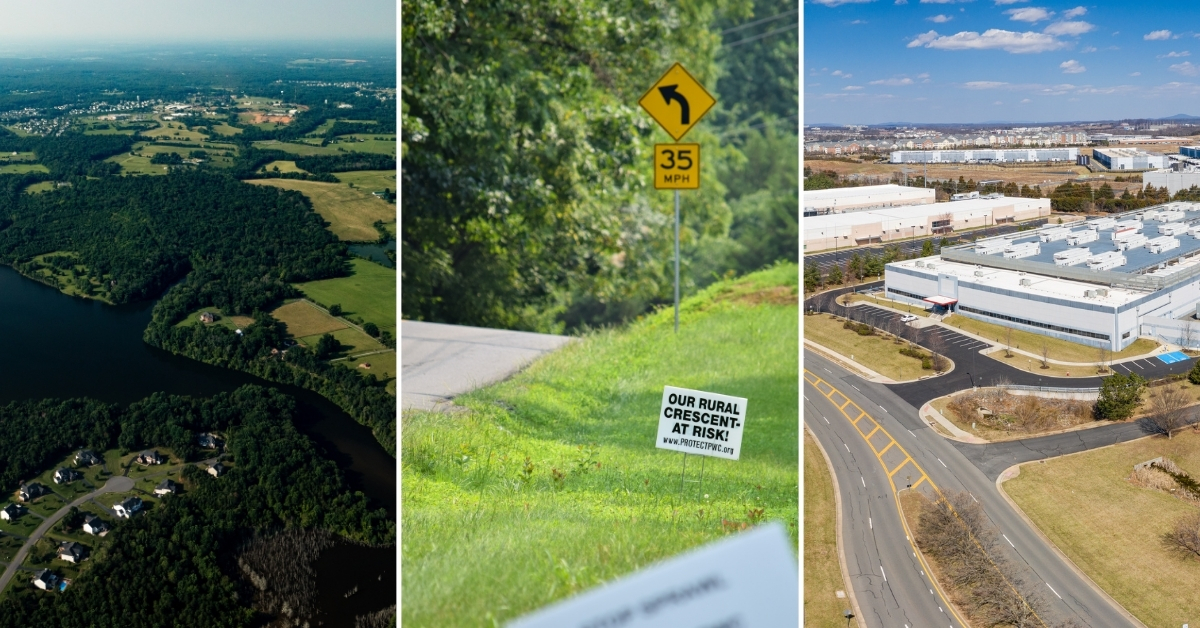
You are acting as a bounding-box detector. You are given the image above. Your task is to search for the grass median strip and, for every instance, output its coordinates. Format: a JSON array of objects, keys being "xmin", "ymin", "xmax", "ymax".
[
  {"xmin": 1003, "ymin": 429, "xmax": 1200, "ymax": 626},
  {"xmin": 804, "ymin": 431, "xmax": 852, "ymax": 628},
  {"xmin": 944, "ymin": 315, "xmax": 1158, "ymax": 364},
  {"xmin": 401, "ymin": 264, "xmax": 799, "ymax": 627},
  {"xmin": 804, "ymin": 314, "xmax": 934, "ymax": 381}
]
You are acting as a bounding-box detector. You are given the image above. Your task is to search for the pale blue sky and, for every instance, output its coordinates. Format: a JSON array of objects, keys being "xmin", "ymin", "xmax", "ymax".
[
  {"xmin": 805, "ymin": 1, "xmax": 1200, "ymax": 124},
  {"xmin": 0, "ymin": 0, "xmax": 395, "ymax": 44}
]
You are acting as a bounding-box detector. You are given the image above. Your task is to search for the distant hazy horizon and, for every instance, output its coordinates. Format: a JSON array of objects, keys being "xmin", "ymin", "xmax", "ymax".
[{"xmin": 0, "ymin": 0, "xmax": 395, "ymax": 45}]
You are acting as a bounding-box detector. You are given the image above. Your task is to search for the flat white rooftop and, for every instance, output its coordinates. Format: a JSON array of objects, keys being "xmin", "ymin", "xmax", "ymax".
[
  {"xmin": 891, "ymin": 256, "xmax": 1149, "ymax": 307},
  {"xmin": 803, "ymin": 184, "xmax": 934, "ymax": 210},
  {"xmin": 805, "ymin": 195, "xmax": 1048, "ymax": 230}
]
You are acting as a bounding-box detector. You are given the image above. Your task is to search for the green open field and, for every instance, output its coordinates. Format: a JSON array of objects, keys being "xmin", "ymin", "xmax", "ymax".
[
  {"xmin": 1004, "ymin": 429, "xmax": 1200, "ymax": 627},
  {"xmin": 804, "ymin": 431, "xmax": 851, "ymax": 628},
  {"xmin": 294, "ymin": 258, "xmax": 395, "ymax": 336},
  {"xmin": 401, "ymin": 263, "xmax": 799, "ymax": 627},
  {"xmin": 298, "ymin": 326, "xmax": 384, "ymax": 356},
  {"xmin": 22, "ymin": 181, "xmax": 56, "ymax": 194},
  {"xmin": 271, "ymin": 300, "xmax": 347, "ymax": 338},
  {"xmin": 804, "ymin": 313, "xmax": 934, "ymax": 381},
  {"xmin": 336, "ymin": 349, "xmax": 395, "ymax": 389},
  {"xmin": 0, "ymin": 163, "xmax": 48, "ymax": 174},
  {"xmin": 334, "ymin": 169, "xmax": 396, "ymax": 192},
  {"xmin": 943, "ymin": 315, "xmax": 1158, "ymax": 364},
  {"xmin": 247, "ymin": 178, "xmax": 394, "ymax": 241},
  {"xmin": 332, "ymin": 134, "xmax": 396, "ymax": 155},
  {"xmin": 3, "ymin": 125, "xmax": 31, "ymax": 137},
  {"xmin": 261, "ymin": 160, "xmax": 306, "ymax": 174},
  {"xmin": 104, "ymin": 152, "xmax": 169, "ymax": 175},
  {"xmin": 210, "ymin": 122, "xmax": 243, "ymax": 136},
  {"xmin": 252, "ymin": 139, "xmax": 345, "ymax": 156},
  {"xmin": 23, "ymin": 251, "xmax": 114, "ymax": 304},
  {"xmin": 0, "ymin": 151, "xmax": 36, "ymax": 163},
  {"xmin": 175, "ymin": 307, "xmax": 254, "ymax": 331}
]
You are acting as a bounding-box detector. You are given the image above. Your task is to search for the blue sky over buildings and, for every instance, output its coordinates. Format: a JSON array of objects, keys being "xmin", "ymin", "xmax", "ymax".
[{"xmin": 805, "ymin": 1, "xmax": 1200, "ymax": 124}]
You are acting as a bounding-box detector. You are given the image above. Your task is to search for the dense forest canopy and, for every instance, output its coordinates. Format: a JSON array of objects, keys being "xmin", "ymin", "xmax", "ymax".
[
  {"xmin": 401, "ymin": 0, "xmax": 798, "ymax": 332},
  {"xmin": 0, "ymin": 386, "xmax": 392, "ymax": 627}
]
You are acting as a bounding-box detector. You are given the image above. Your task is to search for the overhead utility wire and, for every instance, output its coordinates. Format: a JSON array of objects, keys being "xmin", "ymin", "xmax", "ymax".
[
  {"xmin": 723, "ymin": 23, "xmax": 798, "ymax": 48},
  {"xmin": 720, "ymin": 8, "xmax": 798, "ymax": 35}
]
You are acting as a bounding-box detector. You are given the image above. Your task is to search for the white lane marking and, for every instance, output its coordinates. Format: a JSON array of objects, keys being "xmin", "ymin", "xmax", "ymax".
[
  {"xmin": 804, "ymin": 395, "xmax": 809, "ymax": 401},
  {"xmin": 824, "ymin": 368, "xmax": 832, "ymax": 373},
  {"xmin": 824, "ymin": 417, "xmax": 830, "ymax": 424},
  {"xmin": 845, "ymin": 444, "xmax": 851, "ymax": 452},
  {"xmin": 969, "ymin": 492, "xmax": 978, "ymax": 503},
  {"xmin": 869, "ymin": 517, "xmax": 872, "ymax": 529},
  {"xmin": 930, "ymin": 589, "xmax": 934, "ymax": 595},
  {"xmin": 851, "ymin": 384, "xmax": 861, "ymax": 391},
  {"xmin": 1133, "ymin": 360, "xmax": 1144, "ymax": 370},
  {"xmin": 861, "ymin": 476, "xmax": 866, "ymax": 487},
  {"xmin": 908, "ymin": 430, "xmax": 915, "ymax": 437},
  {"xmin": 880, "ymin": 564, "xmax": 887, "ymax": 582},
  {"xmin": 938, "ymin": 458, "xmax": 947, "ymax": 467},
  {"xmin": 880, "ymin": 405, "xmax": 888, "ymax": 413},
  {"xmin": 1046, "ymin": 582, "xmax": 1062, "ymax": 599},
  {"xmin": 1003, "ymin": 534, "xmax": 1015, "ymax": 548}
]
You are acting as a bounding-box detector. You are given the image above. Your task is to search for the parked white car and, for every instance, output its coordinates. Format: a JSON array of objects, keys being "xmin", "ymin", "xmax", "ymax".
[{"xmin": 900, "ymin": 314, "xmax": 918, "ymax": 323}]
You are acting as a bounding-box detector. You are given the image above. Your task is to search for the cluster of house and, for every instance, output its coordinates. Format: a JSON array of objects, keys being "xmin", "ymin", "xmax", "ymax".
[{"xmin": 804, "ymin": 132, "xmax": 1090, "ymax": 156}]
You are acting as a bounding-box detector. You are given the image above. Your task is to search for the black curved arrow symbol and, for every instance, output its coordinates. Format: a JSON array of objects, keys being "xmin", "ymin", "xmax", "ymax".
[{"xmin": 658, "ymin": 84, "xmax": 690, "ymax": 125}]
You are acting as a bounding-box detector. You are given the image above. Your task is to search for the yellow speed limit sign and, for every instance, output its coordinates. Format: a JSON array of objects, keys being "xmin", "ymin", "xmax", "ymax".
[{"xmin": 654, "ymin": 143, "xmax": 700, "ymax": 190}]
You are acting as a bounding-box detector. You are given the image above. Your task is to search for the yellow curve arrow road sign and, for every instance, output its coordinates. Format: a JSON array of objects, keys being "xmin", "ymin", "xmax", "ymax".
[{"xmin": 638, "ymin": 63, "xmax": 717, "ymax": 141}]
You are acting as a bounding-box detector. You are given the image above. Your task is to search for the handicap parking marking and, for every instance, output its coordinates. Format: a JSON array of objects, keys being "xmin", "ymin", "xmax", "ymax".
[{"xmin": 1157, "ymin": 351, "xmax": 1189, "ymax": 365}]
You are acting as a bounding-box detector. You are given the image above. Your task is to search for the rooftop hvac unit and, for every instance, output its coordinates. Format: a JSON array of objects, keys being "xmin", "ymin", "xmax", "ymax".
[
  {"xmin": 1115, "ymin": 220, "xmax": 1143, "ymax": 231},
  {"xmin": 926, "ymin": 263, "xmax": 937, "ymax": 270},
  {"xmin": 1084, "ymin": 289, "xmax": 1097, "ymax": 297},
  {"xmin": 1096, "ymin": 288, "xmax": 1109, "ymax": 296},
  {"xmin": 1142, "ymin": 210, "xmax": 1161, "ymax": 221},
  {"xmin": 1088, "ymin": 217, "xmax": 1117, "ymax": 230},
  {"xmin": 1068, "ymin": 230, "xmax": 1099, "ymax": 245},
  {"xmin": 1111, "ymin": 227, "xmax": 1139, "ymax": 241},
  {"xmin": 1188, "ymin": 225, "xmax": 1200, "ymax": 238},
  {"xmin": 974, "ymin": 270, "xmax": 984, "ymax": 276},
  {"xmin": 1040, "ymin": 227, "xmax": 1073, "ymax": 242},
  {"xmin": 1053, "ymin": 248, "xmax": 1092, "ymax": 266},
  {"xmin": 974, "ymin": 239, "xmax": 1013, "ymax": 255},
  {"xmin": 1148, "ymin": 236, "xmax": 1180, "ymax": 254},
  {"xmin": 1019, "ymin": 278, "xmax": 1032, "ymax": 286},
  {"xmin": 1003, "ymin": 242, "xmax": 1040, "ymax": 259},
  {"xmin": 1159, "ymin": 222, "xmax": 1188, "ymax": 236},
  {"xmin": 1158, "ymin": 210, "xmax": 1186, "ymax": 222},
  {"xmin": 1117, "ymin": 234, "xmax": 1148, "ymax": 251},
  {"xmin": 1086, "ymin": 251, "xmax": 1127, "ymax": 270},
  {"xmin": 915, "ymin": 261, "xmax": 924, "ymax": 267}
]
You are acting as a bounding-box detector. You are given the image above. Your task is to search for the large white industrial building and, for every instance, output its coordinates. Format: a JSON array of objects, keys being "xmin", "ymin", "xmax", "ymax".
[
  {"xmin": 1092, "ymin": 147, "xmax": 1166, "ymax": 170},
  {"xmin": 804, "ymin": 195, "xmax": 1051, "ymax": 252},
  {"xmin": 884, "ymin": 202, "xmax": 1200, "ymax": 350},
  {"xmin": 1142, "ymin": 146, "xmax": 1200, "ymax": 195},
  {"xmin": 803, "ymin": 184, "xmax": 935, "ymax": 216},
  {"xmin": 889, "ymin": 148, "xmax": 1078, "ymax": 164}
]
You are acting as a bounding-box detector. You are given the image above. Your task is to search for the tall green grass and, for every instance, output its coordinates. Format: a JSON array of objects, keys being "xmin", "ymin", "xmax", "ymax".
[{"xmin": 401, "ymin": 263, "xmax": 799, "ymax": 627}]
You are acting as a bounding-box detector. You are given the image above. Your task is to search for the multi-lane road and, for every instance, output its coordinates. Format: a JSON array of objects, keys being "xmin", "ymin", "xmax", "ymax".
[{"xmin": 805, "ymin": 351, "xmax": 1139, "ymax": 627}]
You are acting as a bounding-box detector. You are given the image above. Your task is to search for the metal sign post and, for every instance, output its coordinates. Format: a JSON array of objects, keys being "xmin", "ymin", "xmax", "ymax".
[{"xmin": 675, "ymin": 189, "xmax": 680, "ymax": 333}]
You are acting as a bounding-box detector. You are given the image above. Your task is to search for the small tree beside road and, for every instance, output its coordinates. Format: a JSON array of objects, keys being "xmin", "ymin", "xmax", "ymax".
[
  {"xmin": 1095, "ymin": 372, "xmax": 1147, "ymax": 420},
  {"xmin": 1147, "ymin": 383, "xmax": 1192, "ymax": 439}
]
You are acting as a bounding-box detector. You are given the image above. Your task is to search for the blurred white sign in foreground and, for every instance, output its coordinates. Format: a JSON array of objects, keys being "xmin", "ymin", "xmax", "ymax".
[{"xmin": 508, "ymin": 522, "xmax": 798, "ymax": 628}]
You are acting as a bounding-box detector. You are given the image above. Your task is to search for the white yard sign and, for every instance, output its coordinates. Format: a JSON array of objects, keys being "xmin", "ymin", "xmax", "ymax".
[
  {"xmin": 656, "ymin": 386, "xmax": 747, "ymax": 461},
  {"xmin": 508, "ymin": 522, "xmax": 798, "ymax": 628}
]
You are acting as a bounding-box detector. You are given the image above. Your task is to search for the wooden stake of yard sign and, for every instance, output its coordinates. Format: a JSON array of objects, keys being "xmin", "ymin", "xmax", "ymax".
[{"xmin": 658, "ymin": 385, "xmax": 747, "ymax": 500}]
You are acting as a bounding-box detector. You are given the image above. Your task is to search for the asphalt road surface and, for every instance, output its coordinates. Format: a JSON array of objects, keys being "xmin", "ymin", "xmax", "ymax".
[{"xmin": 805, "ymin": 351, "xmax": 1137, "ymax": 628}]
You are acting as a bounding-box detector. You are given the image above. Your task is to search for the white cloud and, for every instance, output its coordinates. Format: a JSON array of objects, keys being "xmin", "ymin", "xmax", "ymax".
[
  {"xmin": 1062, "ymin": 6, "xmax": 1086, "ymax": 18},
  {"xmin": 851, "ymin": 19, "xmax": 868, "ymax": 24},
  {"xmin": 994, "ymin": 0, "xmax": 1028, "ymax": 4},
  {"xmin": 1145, "ymin": 30, "xmax": 1173, "ymax": 41},
  {"xmin": 832, "ymin": 70, "xmax": 853, "ymax": 78},
  {"xmin": 963, "ymin": 81, "xmax": 1009, "ymax": 89},
  {"xmin": 1060, "ymin": 59, "xmax": 1086, "ymax": 73},
  {"xmin": 1081, "ymin": 46, "xmax": 1097, "ymax": 53},
  {"xmin": 1005, "ymin": 7, "xmax": 1052, "ymax": 22},
  {"xmin": 1159, "ymin": 51, "xmax": 1191, "ymax": 58},
  {"xmin": 994, "ymin": 100, "xmax": 1003, "ymax": 104},
  {"xmin": 1130, "ymin": 71, "xmax": 1141, "ymax": 76},
  {"xmin": 920, "ymin": 0, "xmax": 971, "ymax": 3},
  {"xmin": 928, "ymin": 14, "xmax": 953, "ymax": 22},
  {"xmin": 843, "ymin": 85, "xmax": 865, "ymax": 90},
  {"xmin": 908, "ymin": 28, "xmax": 1067, "ymax": 53},
  {"xmin": 1020, "ymin": 98, "xmax": 1032, "ymax": 103},
  {"xmin": 870, "ymin": 77, "xmax": 915, "ymax": 85},
  {"xmin": 808, "ymin": 0, "xmax": 876, "ymax": 6},
  {"xmin": 1043, "ymin": 21, "xmax": 1094, "ymax": 36},
  {"xmin": 895, "ymin": 0, "xmax": 908, "ymax": 4},
  {"xmin": 1171, "ymin": 61, "xmax": 1200, "ymax": 76}
]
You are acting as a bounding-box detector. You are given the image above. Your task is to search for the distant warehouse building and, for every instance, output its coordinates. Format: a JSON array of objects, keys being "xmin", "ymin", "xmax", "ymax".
[
  {"xmin": 803, "ymin": 195, "xmax": 1050, "ymax": 252},
  {"xmin": 1144, "ymin": 146, "xmax": 1200, "ymax": 195},
  {"xmin": 884, "ymin": 202, "xmax": 1200, "ymax": 351},
  {"xmin": 803, "ymin": 184, "xmax": 935, "ymax": 216},
  {"xmin": 1092, "ymin": 147, "xmax": 1166, "ymax": 170},
  {"xmin": 889, "ymin": 148, "xmax": 1078, "ymax": 164}
]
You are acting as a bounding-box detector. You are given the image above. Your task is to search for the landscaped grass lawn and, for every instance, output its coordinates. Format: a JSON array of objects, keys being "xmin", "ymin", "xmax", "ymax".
[
  {"xmin": 1004, "ymin": 429, "xmax": 1200, "ymax": 627},
  {"xmin": 804, "ymin": 431, "xmax": 850, "ymax": 628},
  {"xmin": 246, "ymin": 178, "xmax": 394, "ymax": 241},
  {"xmin": 334, "ymin": 169, "xmax": 396, "ymax": 192},
  {"xmin": 294, "ymin": 258, "xmax": 396, "ymax": 336},
  {"xmin": 260, "ymin": 160, "xmax": 306, "ymax": 174},
  {"xmin": 335, "ymin": 349, "xmax": 396, "ymax": 388},
  {"xmin": 943, "ymin": 315, "xmax": 1158, "ymax": 364},
  {"xmin": 841, "ymin": 293, "xmax": 929, "ymax": 316},
  {"xmin": 298, "ymin": 327, "xmax": 384, "ymax": 356},
  {"xmin": 332, "ymin": 134, "xmax": 396, "ymax": 155},
  {"xmin": 271, "ymin": 300, "xmax": 348, "ymax": 338},
  {"xmin": 401, "ymin": 263, "xmax": 799, "ymax": 627},
  {"xmin": 174, "ymin": 308, "xmax": 254, "ymax": 331},
  {"xmin": 804, "ymin": 313, "xmax": 933, "ymax": 381}
]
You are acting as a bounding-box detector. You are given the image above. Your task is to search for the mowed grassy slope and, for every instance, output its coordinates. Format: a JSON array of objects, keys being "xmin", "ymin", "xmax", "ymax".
[
  {"xmin": 1004, "ymin": 429, "xmax": 1200, "ymax": 626},
  {"xmin": 246, "ymin": 178, "xmax": 394, "ymax": 242},
  {"xmin": 401, "ymin": 263, "xmax": 799, "ymax": 627},
  {"xmin": 804, "ymin": 431, "xmax": 849, "ymax": 628}
]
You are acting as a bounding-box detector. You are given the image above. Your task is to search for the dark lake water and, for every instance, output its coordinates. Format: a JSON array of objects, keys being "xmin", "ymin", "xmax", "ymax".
[
  {"xmin": 0, "ymin": 265, "xmax": 395, "ymax": 619},
  {"xmin": 349, "ymin": 240, "xmax": 395, "ymax": 268}
]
